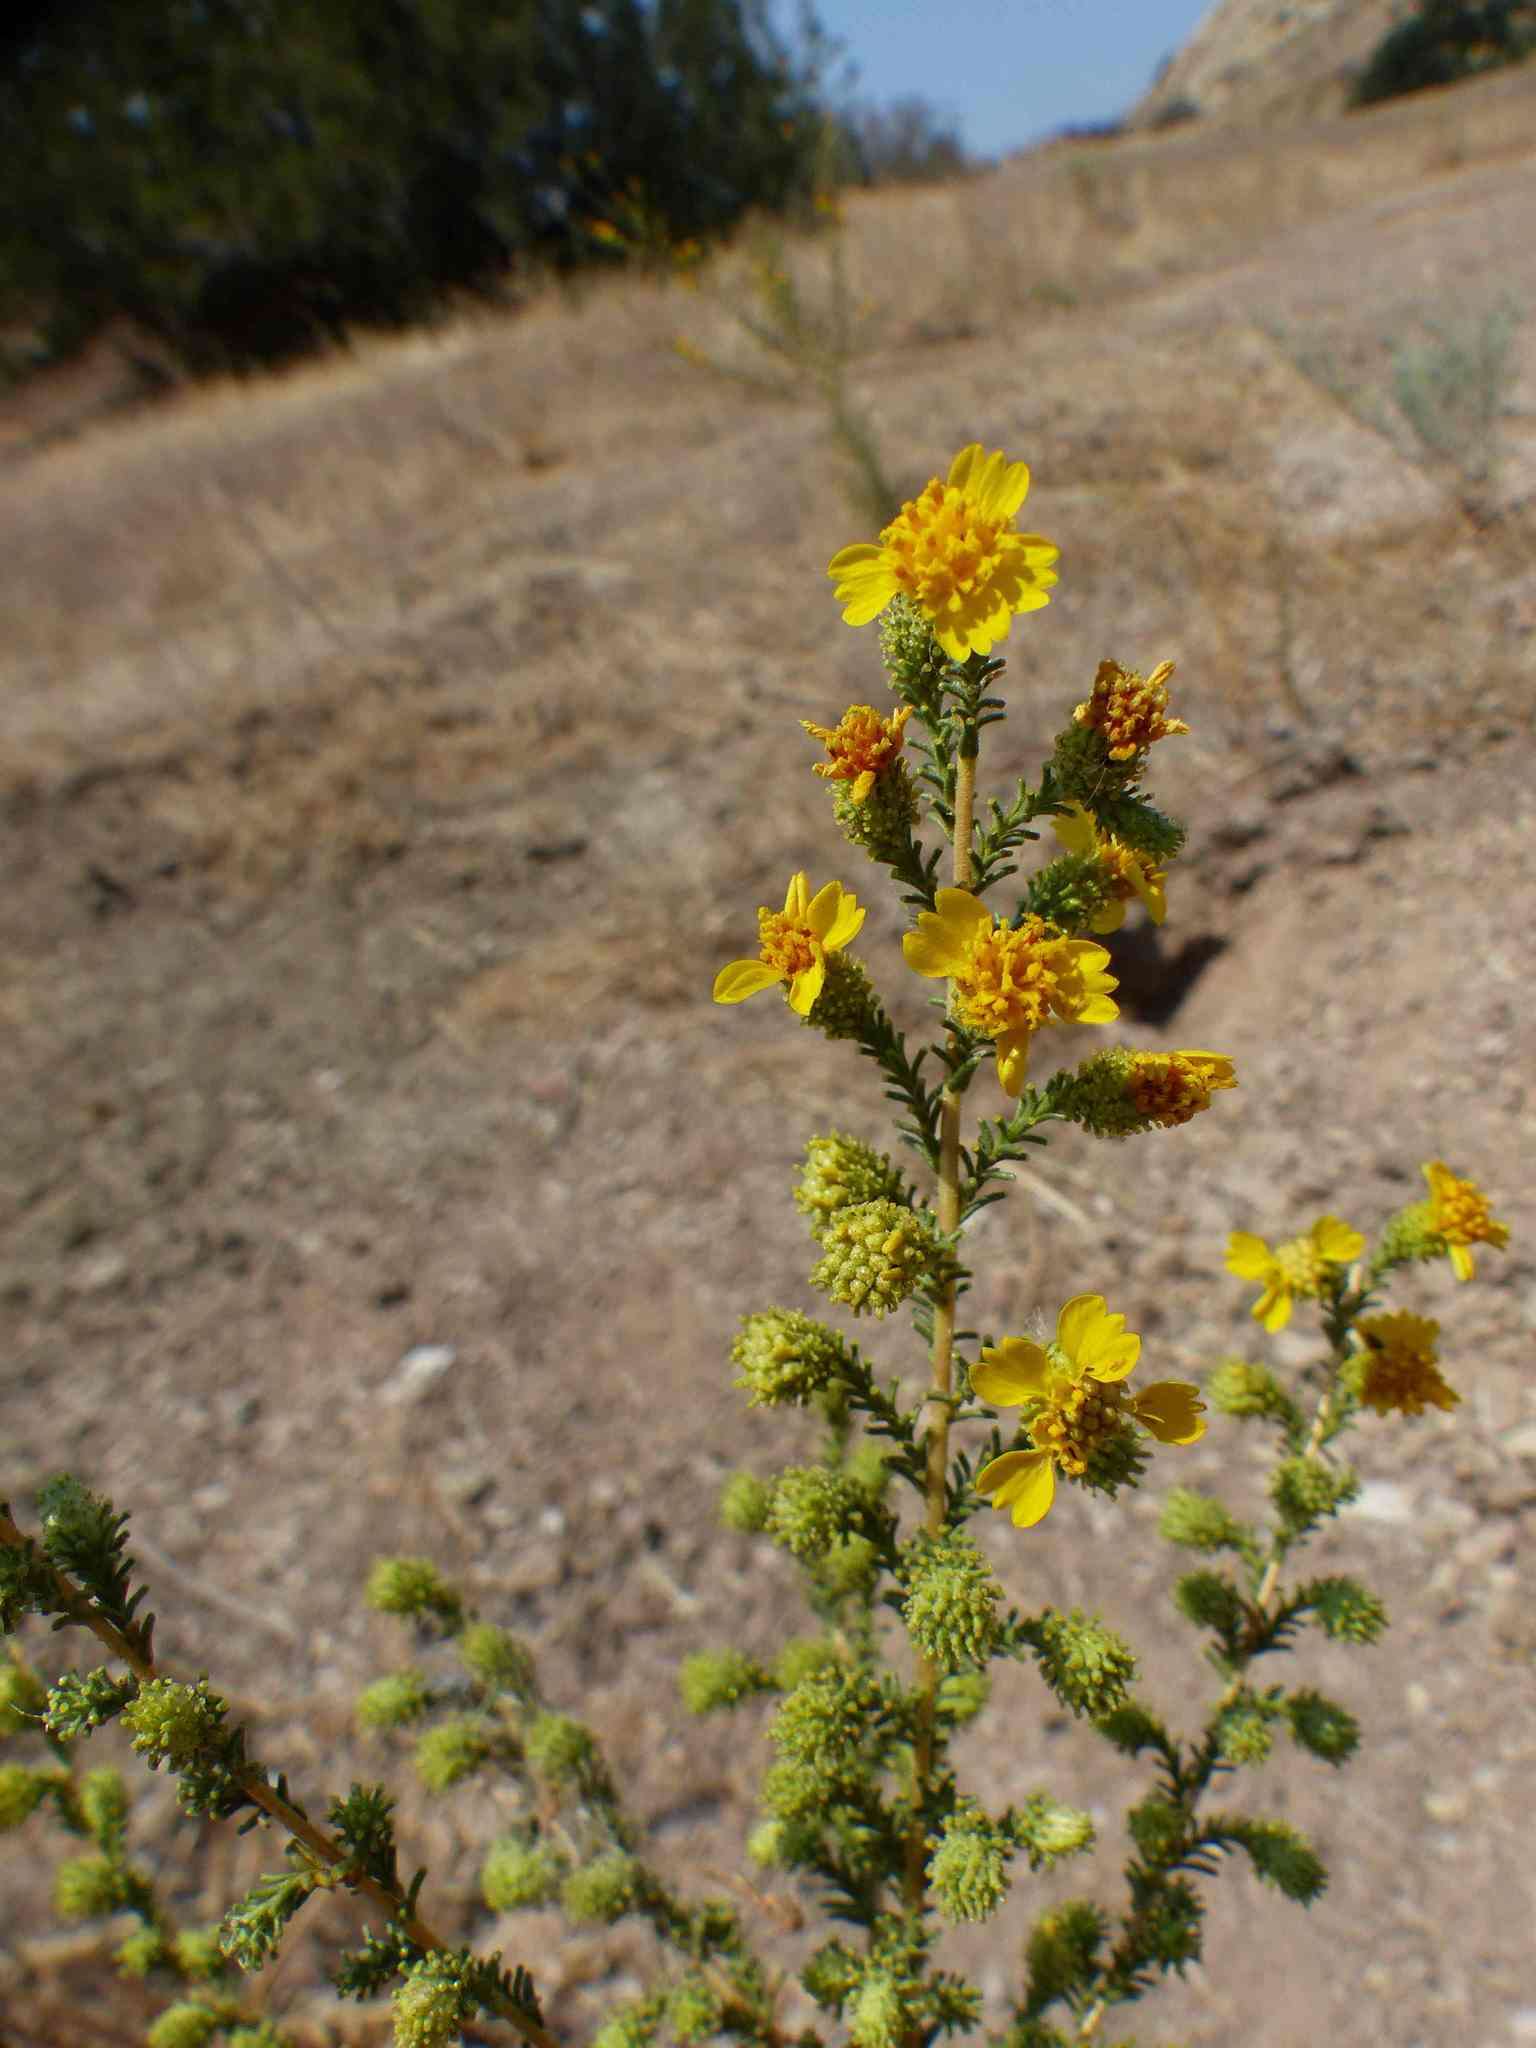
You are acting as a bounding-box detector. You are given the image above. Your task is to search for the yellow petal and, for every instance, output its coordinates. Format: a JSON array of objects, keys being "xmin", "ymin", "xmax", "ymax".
[
  {"xmin": 1058, "ymin": 1293, "xmax": 1140, "ymax": 1381},
  {"xmin": 1089, "ymin": 901, "xmax": 1126, "ymax": 934},
  {"xmin": 994, "ymin": 1029, "xmax": 1033, "ymax": 1097},
  {"xmin": 1130, "ymin": 865, "xmax": 1167, "ymax": 925},
  {"xmin": 1224, "ymin": 1231, "xmax": 1274, "ymax": 1281},
  {"xmin": 1181, "ymin": 1052, "xmax": 1237, "ymax": 1089},
  {"xmin": 933, "ymin": 618, "xmax": 970, "ymax": 661},
  {"xmin": 1133, "ymin": 1380, "xmax": 1207, "ymax": 1445},
  {"xmin": 903, "ymin": 889, "xmax": 988, "ymax": 979},
  {"xmin": 809, "ymin": 882, "xmax": 865, "ymax": 951},
  {"xmin": 1450, "ymin": 1243, "xmax": 1474, "ymax": 1282},
  {"xmin": 1256, "ymin": 1285, "xmax": 1292, "ymax": 1333},
  {"xmin": 976, "ymin": 1449, "xmax": 1056, "ymax": 1528},
  {"xmin": 1310, "ymin": 1215, "xmax": 1366, "ymax": 1264},
  {"xmin": 713, "ymin": 959, "xmax": 781, "ymax": 1004},
  {"xmin": 787, "ymin": 955, "xmax": 826, "ymax": 1017},
  {"xmin": 828, "ymin": 543, "xmax": 885, "ymax": 577},
  {"xmin": 946, "ymin": 443, "xmax": 984, "ymax": 492},
  {"xmin": 1051, "ymin": 800, "xmax": 1097, "ymax": 858},
  {"xmin": 782, "ymin": 871, "xmax": 809, "ymax": 917},
  {"xmin": 971, "ymin": 1337, "xmax": 1050, "ymax": 1408}
]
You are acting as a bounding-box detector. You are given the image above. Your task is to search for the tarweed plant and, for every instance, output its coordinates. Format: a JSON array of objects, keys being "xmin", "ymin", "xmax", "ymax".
[{"xmin": 0, "ymin": 442, "xmax": 1510, "ymax": 2045}]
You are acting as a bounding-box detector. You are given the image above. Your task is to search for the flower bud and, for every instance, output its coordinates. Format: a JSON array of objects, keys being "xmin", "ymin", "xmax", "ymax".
[
  {"xmin": 833, "ymin": 766, "xmax": 920, "ymax": 866},
  {"xmin": 718, "ymin": 1471, "xmax": 771, "ymax": 1532},
  {"xmin": 1030, "ymin": 1608, "xmax": 1137, "ymax": 1720},
  {"xmin": 1206, "ymin": 1357, "xmax": 1290, "ymax": 1419},
  {"xmin": 731, "ymin": 1309, "xmax": 847, "ymax": 1407},
  {"xmin": 678, "ymin": 1648, "xmax": 769, "ymax": 1714},
  {"xmin": 458, "ymin": 1623, "xmax": 536, "ymax": 1695},
  {"xmin": 364, "ymin": 1558, "xmax": 463, "ymax": 1630},
  {"xmin": 795, "ymin": 1135, "xmax": 907, "ymax": 1243},
  {"xmin": 146, "ymin": 2006, "xmax": 221, "ymax": 2048},
  {"xmin": 1013, "ymin": 1792, "xmax": 1095, "ymax": 1869},
  {"xmin": 171, "ymin": 1928, "xmax": 226, "ymax": 1982},
  {"xmin": 123, "ymin": 1677, "xmax": 226, "ymax": 1770},
  {"xmin": 356, "ymin": 1671, "xmax": 432, "ymax": 1733},
  {"xmin": 928, "ymin": 1804, "xmax": 1010, "ymax": 1922},
  {"xmin": 849, "ymin": 1972, "xmax": 906, "ymax": 2048},
  {"xmin": 392, "ymin": 1955, "xmax": 471, "ymax": 2048},
  {"xmin": 561, "ymin": 1849, "xmax": 643, "ymax": 1923},
  {"xmin": 901, "ymin": 1533, "xmax": 1001, "ymax": 1670},
  {"xmin": 0, "ymin": 1659, "xmax": 46, "ymax": 1736},
  {"xmin": 481, "ymin": 1835, "xmax": 559, "ymax": 1911},
  {"xmin": 0, "ymin": 1762, "xmax": 45, "ymax": 1829},
  {"xmin": 810, "ymin": 1199, "xmax": 940, "ymax": 1318},
  {"xmin": 525, "ymin": 1711, "xmax": 596, "ymax": 1787},
  {"xmin": 54, "ymin": 1853, "xmax": 122, "ymax": 1918},
  {"xmin": 879, "ymin": 594, "xmax": 947, "ymax": 706},
  {"xmin": 412, "ymin": 1716, "xmax": 491, "ymax": 1793},
  {"xmin": 764, "ymin": 1467, "xmax": 863, "ymax": 1561},
  {"xmin": 804, "ymin": 953, "xmax": 881, "ymax": 1042},
  {"xmin": 115, "ymin": 1924, "xmax": 168, "ymax": 1976}
]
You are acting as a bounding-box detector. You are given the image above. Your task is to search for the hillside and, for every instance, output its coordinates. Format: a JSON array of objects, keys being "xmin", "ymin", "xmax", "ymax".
[
  {"xmin": 2, "ymin": 50, "xmax": 1534, "ymax": 2048},
  {"xmin": 1133, "ymin": 0, "xmax": 1423, "ymax": 126}
]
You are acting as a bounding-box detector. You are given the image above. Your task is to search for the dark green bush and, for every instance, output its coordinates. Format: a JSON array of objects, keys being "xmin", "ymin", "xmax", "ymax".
[{"xmin": 1352, "ymin": 0, "xmax": 1536, "ymax": 107}]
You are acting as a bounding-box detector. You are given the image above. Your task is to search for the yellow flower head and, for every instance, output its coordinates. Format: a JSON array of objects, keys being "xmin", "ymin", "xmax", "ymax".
[
  {"xmin": 1350, "ymin": 1311, "xmax": 1459, "ymax": 1418},
  {"xmin": 1421, "ymin": 1160, "xmax": 1509, "ymax": 1282},
  {"xmin": 1225, "ymin": 1215, "xmax": 1365, "ymax": 1333},
  {"xmin": 802, "ymin": 703, "xmax": 913, "ymax": 804},
  {"xmin": 972, "ymin": 1293, "xmax": 1206, "ymax": 1528},
  {"xmin": 1126, "ymin": 1050, "xmax": 1237, "ymax": 1128},
  {"xmin": 1052, "ymin": 800, "xmax": 1167, "ymax": 932},
  {"xmin": 903, "ymin": 889, "xmax": 1118, "ymax": 1096},
  {"xmin": 827, "ymin": 443, "xmax": 1059, "ymax": 663},
  {"xmin": 1074, "ymin": 659, "xmax": 1189, "ymax": 761},
  {"xmin": 713, "ymin": 872, "xmax": 866, "ymax": 1019}
]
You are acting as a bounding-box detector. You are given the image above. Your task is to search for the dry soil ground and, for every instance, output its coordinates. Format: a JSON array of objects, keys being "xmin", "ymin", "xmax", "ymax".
[{"xmin": 2, "ymin": 64, "xmax": 1535, "ymax": 2048}]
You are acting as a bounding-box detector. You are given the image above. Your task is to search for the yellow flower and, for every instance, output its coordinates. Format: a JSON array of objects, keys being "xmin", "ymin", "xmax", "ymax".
[
  {"xmin": 1351, "ymin": 1312, "xmax": 1459, "ymax": 1417},
  {"xmin": 1073, "ymin": 659, "xmax": 1189, "ymax": 760},
  {"xmin": 1421, "ymin": 1160, "xmax": 1509, "ymax": 1282},
  {"xmin": 903, "ymin": 889, "xmax": 1118, "ymax": 1095},
  {"xmin": 827, "ymin": 443, "xmax": 1059, "ymax": 663},
  {"xmin": 1052, "ymin": 800, "xmax": 1167, "ymax": 932},
  {"xmin": 973, "ymin": 1294, "xmax": 1205, "ymax": 1528},
  {"xmin": 1126, "ymin": 1050, "xmax": 1237, "ymax": 1128},
  {"xmin": 801, "ymin": 703, "xmax": 913, "ymax": 804},
  {"xmin": 1224, "ymin": 1215, "xmax": 1365, "ymax": 1333},
  {"xmin": 713, "ymin": 872, "xmax": 866, "ymax": 1018}
]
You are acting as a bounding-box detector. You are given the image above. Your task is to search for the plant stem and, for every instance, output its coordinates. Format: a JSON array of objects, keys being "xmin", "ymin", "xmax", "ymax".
[
  {"xmin": 0, "ymin": 1512, "xmax": 559, "ymax": 2048},
  {"xmin": 905, "ymin": 749, "xmax": 977, "ymax": 1912}
]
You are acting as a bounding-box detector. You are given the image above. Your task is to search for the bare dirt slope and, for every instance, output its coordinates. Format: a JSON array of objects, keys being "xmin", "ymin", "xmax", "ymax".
[{"xmin": 2, "ymin": 62, "xmax": 1534, "ymax": 2048}]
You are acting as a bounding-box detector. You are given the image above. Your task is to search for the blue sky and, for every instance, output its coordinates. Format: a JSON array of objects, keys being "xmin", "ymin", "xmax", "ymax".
[{"xmin": 775, "ymin": 0, "xmax": 1216, "ymax": 158}]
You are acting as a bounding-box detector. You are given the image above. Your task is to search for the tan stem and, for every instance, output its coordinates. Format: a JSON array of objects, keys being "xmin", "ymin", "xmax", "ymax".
[
  {"xmin": 0, "ymin": 1513, "xmax": 559, "ymax": 2048},
  {"xmin": 905, "ymin": 749, "xmax": 977, "ymax": 1913}
]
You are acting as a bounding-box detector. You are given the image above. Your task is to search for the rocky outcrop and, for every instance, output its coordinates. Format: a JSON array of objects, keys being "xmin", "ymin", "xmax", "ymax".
[{"xmin": 1130, "ymin": 0, "xmax": 1409, "ymax": 128}]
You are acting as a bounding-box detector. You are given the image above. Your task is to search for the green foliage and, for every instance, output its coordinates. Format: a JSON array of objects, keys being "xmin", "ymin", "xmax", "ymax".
[
  {"xmin": 459, "ymin": 1624, "xmax": 537, "ymax": 1696},
  {"xmin": 678, "ymin": 1648, "xmax": 772, "ymax": 1713},
  {"xmin": 482, "ymin": 1835, "xmax": 560, "ymax": 1912},
  {"xmin": 365, "ymin": 1558, "xmax": 464, "ymax": 1632},
  {"xmin": 1285, "ymin": 1689, "xmax": 1361, "ymax": 1765},
  {"xmin": 1390, "ymin": 298, "xmax": 1523, "ymax": 489},
  {"xmin": 1353, "ymin": 1, "xmax": 1536, "ymax": 106},
  {"xmin": 412, "ymin": 1716, "xmax": 493, "ymax": 1793},
  {"xmin": 561, "ymin": 1849, "xmax": 644, "ymax": 1923},
  {"xmin": 357, "ymin": 1670, "xmax": 434, "ymax": 1732}
]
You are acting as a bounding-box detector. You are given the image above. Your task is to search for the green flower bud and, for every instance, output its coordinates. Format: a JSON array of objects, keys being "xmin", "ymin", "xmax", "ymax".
[
  {"xmin": 1029, "ymin": 1609, "xmax": 1137, "ymax": 1720},
  {"xmin": 1023, "ymin": 1900, "xmax": 1106, "ymax": 2008},
  {"xmin": 364, "ymin": 1558, "xmax": 463, "ymax": 1631},
  {"xmin": 759, "ymin": 1757, "xmax": 821, "ymax": 1822},
  {"xmin": 1285, "ymin": 1689, "xmax": 1360, "ymax": 1765},
  {"xmin": 770, "ymin": 1671, "xmax": 882, "ymax": 1787},
  {"xmin": 747, "ymin": 1818, "xmax": 787, "ymax": 1867},
  {"xmin": 819, "ymin": 1533, "xmax": 878, "ymax": 1595},
  {"xmin": 1160, "ymin": 1489, "xmax": 1244, "ymax": 1552},
  {"xmin": 55, "ymin": 1854, "xmax": 122, "ymax": 1918},
  {"xmin": 114, "ymin": 1924, "xmax": 168, "ymax": 1977},
  {"xmin": 524, "ymin": 1712, "xmax": 595, "ymax": 1787},
  {"xmin": 1049, "ymin": 719, "xmax": 1137, "ymax": 802},
  {"xmin": 1024, "ymin": 853, "xmax": 1114, "ymax": 938},
  {"xmin": 0, "ymin": 1762, "xmax": 45, "ymax": 1829},
  {"xmin": 79, "ymin": 1767, "xmax": 129, "ymax": 1848},
  {"xmin": 1138, "ymin": 1874, "xmax": 1204, "ymax": 1968},
  {"xmin": 123, "ymin": 1677, "xmax": 227, "ymax": 1769},
  {"xmin": 1302, "ymin": 1575, "xmax": 1387, "ymax": 1643},
  {"xmin": 392, "ymin": 1954, "xmax": 472, "ymax": 2048},
  {"xmin": 458, "ymin": 1623, "xmax": 536, "ymax": 1695},
  {"xmin": 1173, "ymin": 1571, "xmax": 1247, "ymax": 1637},
  {"xmin": 795, "ymin": 1134, "xmax": 907, "ymax": 1242},
  {"xmin": 879, "ymin": 594, "xmax": 947, "ymax": 706},
  {"xmin": 849, "ymin": 1971, "xmax": 906, "ymax": 2048},
  {"xmin": 1218, "ymin": 1816, "xmax": 1327, "ymax": 1902},
  {"xmin": 844, "ymin": 1441, "xmax": 894, "ymax": 1502},
  {"xmin": 1374, "ymin": 1201, "xmax": 1436, "ymax": 1273},
  {"xmin": 1047, "ymin": 1046, "xmax": 1144, "ymax": 1136},
  {"xmin": 801, "ymin": 1939, "xmax": 860, "ymax": 2007},
  {"xmin": 561, "ymin": 1849, "xmax": 643, "ymax": 1923},
  {"xmin": 0, "ymin": 1658, "xmax": 47, "ymax": 1736},
  {"xmin": 171, "ymin": 1928, "xmax": 226, "ymax": 1982},
  {"xmin": 809, "ymin": 1199, "xmax": 940, "ymax": 1318},
  {"xmin": 1012, "ymin": 1793, "xmax": 1095, "ymax": 1870},
  {"xmin": 718, "ymin": 1471, "xmax": 771, "ymax": 1532},
  {"xmin": 773, "ymin": 1637, "xmax": 841, "ymax": 1690},
  {"xmin": 928, "ymin": 1805, "xmax": 1010, "ymax": 1923},
  {"xmin": 901, "ymin": 1533, "xmax": 1001, "ymax": 1670},
  {"xmin": 1214, "ymin": 1700, "xmax": 1275, "ymax": 1766},
  {"xmin": 1206, "ymin": 1357, "xmax": 1293, "ymax": 1421},
  {"xmin": 679, "ymin": 1648, "xmax": 770, "ymax": 1714},
  {"xmin": 764, "ymin": 1467, "xmax": 863, "ymax": 1561},
  {"xmin": 481, "ymin": 1834, "xmax": 559, "ymax": 1911},
  {"xmin": 356, "ymin": 1670, "xmax": 432, "ymax": 1733},
  {"xmin": 666, "ymin": 1976, "xmax": 724, "ymax": 2044},
  {"xmin": 805, "ymin": 953, "xmax": 882, "ymax": 1042},
  {"xmin": 731, "ymin": 1310, "xmax": 847, "ymax": 1407},
  {"xmin": 832, "ymin": 765, "xmax": 920, "ymax": 867},
  {"xmin": 146, "ymin": 2004, "xmax": 221, "ymax": 2048},
  {"xmin": 1127, "ymin": 1796, "xmax": 1188, "ymax": 1865},
  {"xmin": 412, "ymin": 1716, "xmax": 490, "ymax": 1793},
  {"xmin": 1079, "ymin": 1419, "xmax": 1150, "ymax": 1498},
  {"xmin": 1093, "ymin": 789, "xmax": 1185, "ymax": 862},
  {"xmin": 1271, "ymin": 1457, "xmax": 1358, "ymax": 1533},
  {"xmin": 937, "ymin": 1669, "xmax": 991, "ymax": 1725}
]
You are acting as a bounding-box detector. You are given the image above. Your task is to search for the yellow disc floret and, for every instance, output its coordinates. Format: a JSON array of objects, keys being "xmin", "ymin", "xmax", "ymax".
[
  {"xmin": 802, "ymin": 703, "xmax": 913, "ymax": 804},
  {"xmin": 714, "ymin": 872, "xmax": 866, "ymax": 1019},
  {"xmin": 1351, "ymin": 1312, "xmax": 1459, "ymax": 1417},
  {"xmin": 904, "ymin": 890, "xmax": 1118, "ymax": 1096},
  {"xmin": 827, "ymin": 444, "xmax": 1060, "ymax": 663},
  {"xmin": 1421, "ymin": 1160, "xmax": 1509, "ymax": 1282},
  {"xmin": 1127, "ymin": 1051, "xmax": 1236, "ymax": 1128},
  {"xmin": 1074, "ymin": 658, "xmax": 1189, "ymax": 761}
]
